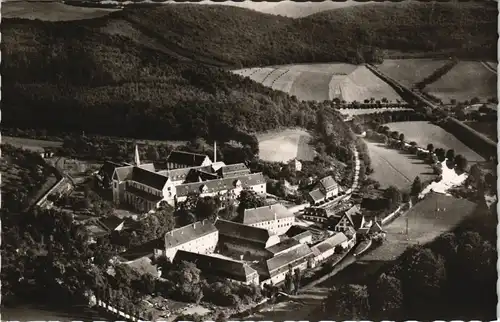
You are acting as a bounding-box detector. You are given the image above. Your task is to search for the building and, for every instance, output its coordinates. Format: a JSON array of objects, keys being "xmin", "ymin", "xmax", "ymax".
[
  {"xmin": 98, "ymin": 215, "xmax": 125, "ymax": 232},
  {"xmin": 215, "ymin": 219, "xmax": 280, "ymax": 259},
  {"xmin": 259, "ymin": 243, "xmax": 315, "ymax": 286},
  {"xmin": 217, "ymin": 163, "xmax": 251, "ymax": 178},
  {"xmin": 301, "ymin": 207, "xmax": 335, "ymax": 223},
  {"xmin": 97, "ymin": 161, "xmax": 125, "ymax": 188},
  {"xmin": 240, "ymin": 203, "xmax": 295, "ymax": 235},
  {"xmin": 333, "ymin": 205, "xmax": 364, "ymax": 232},
  {"xmin": 288, "ymin": 159, "xmax": 302, "ymax": 172},
  {"xmin": 265, "ymin": 238, "xmax": 302, "ymax": 257},
  {"xmin": 308, "ymin": 176, "xmax": 339, "ymax": 205},
  {"xmin": 310, "ymin": 232, "xmax": 349, "ymax": 263},
  {"xmin": 165, "ymin": 151, "xmax": 212, "ymax": 169},
  {"xmin": 153, "ymin": 220, "xmax": 218, "ymax": 262},
  {"xmin": 173, "ymin": 250, "xmax": 260, "ymax": 285},
  {"xmin": 285, "ymin": 226, "xmax": 313, "ymax": 245}
]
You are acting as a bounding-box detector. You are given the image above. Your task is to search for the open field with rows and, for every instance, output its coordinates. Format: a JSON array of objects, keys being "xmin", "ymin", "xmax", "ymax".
[
  {"xmin": 339, "ymin": 107, "xmax": 413, "ymax": 116},
  {"xmin": 384, "ymin": 121, "xmax": 485, "ymax": 162},
  {"xmin": 423, "ymin": 61, "xmax": 497, "ymax": 102},
  {"xmin": 376, "ymin": 59, "xmax": 450, "ymax": 87},
  {"xmin": 363, "ymin": 139, "xmax": 435, "ymax": 191},
  {"xmin": 2, "ymin": 1, "xmax": 118, "ymax": 21},
  {"xmin": 257, "ymin": 128, "xmax": 315, "ymax": 162},
  {"xmin": 361, "ymin": 193, "xmax": 478, "ymax": 262},
  {"xmin": 233, "ymin": 64, "xmax": 403, "ymax": 102}
]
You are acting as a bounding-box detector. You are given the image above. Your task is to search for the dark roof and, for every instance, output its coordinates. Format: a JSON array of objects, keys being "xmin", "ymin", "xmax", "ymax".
[
  {"xmin": 98, "ymin": 215, "xmax": 124, "ymax": 231},
  {"xmin": 164, "ymin": 220, "xmax": 217, "ymax": 249},
  {"xmin": 242, "ymin": 203, "xmax": 294, "ymax": 225},
  {"xmin": 311, "ymin": 232, "xmax": 348, "ymax": 254},
  {"xmin": 266, "ymin": 244, "xmax": 313, "ymax": 276},
  {"xmin": 100, "ymin": 161, "xmax": 123, "ymax": 179},
  {"xmin": 185, "ymin": 169, "xmax": 219, "ymax": 183},
  {"xmin": 215, "ymin": 219, "xmax": 272, "ymax": 245},
  {"xmin": 285, "ymin": 225, "xmax": 308, "ymax": 237},
  {"xmin": 342, "ymin": 205, "xmax": 362, "ymax": 229},
  {"xmin": 174, "ymin": 250, "xmax": 257, "ymax": 282},
  {"xmin": 319, "ymin": 176, "xmax": 338, "ymax": 190},
  {"xmin": 176, "ymin": 173, "xmax": 265, "ymax": 197},
  {"xmin": 126, "ymin": 185, "xmax": 163, "ymax": 203},
  {"xmin": 266, "ymin": 238, "xmax": 300, "ymax": 255},
  {"xmin": 138, "ymin": 163, "xmax": 156, "ymax": 172},
  {"xmin": 166, "ymin": 151, "xmax": 211, "ymax": 167},
  {"xmin": 219, "ymin": 163, "xmax": 251, "ymax": 177},
  {"xmin": 292, "ymin": 230, "xmax": 313, "ymax": 242},
  {"xmin": 130, "ymin": 167, "xmax": 169, "ymax": 190},
  {"xmin": 120, "ymin": 238, "xmax": 163, "ymax": 261},
  {"xmin": 114, "ymin": 166, "xmax": 134, "ymax": 181},
  {"xmin": 309, "ymin": 188, "xmax": 325, "ymax": 202},
  {"xmin": 157, "ymin": 165, "xmax": 213, "ymax": 182}
]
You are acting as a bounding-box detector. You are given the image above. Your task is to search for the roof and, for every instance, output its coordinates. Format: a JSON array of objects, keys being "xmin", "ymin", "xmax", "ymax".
[
  {"xmin": 98, "ymin": 216, "xmax": 124, "ymax": 231},
  {"xmin": 340, "ymin": 205, "xmax": 362, "ymax": 229},
  {"xmin": 312, "ymin": 232, "xmax": 348, "ymax": 254},
  {"xmin": 292, "ymin": 231, "xmax": 313, "ymax": 241},
  {"xmin": 215, "ymin": 219, "xmax": 273, "ymax": 245},
  {"xmin": 265, "ymin": 244, "xmax": 314, "ymax": 275},
  {"xmin": 138, "ymin": 163, "xmax": 156, "ymax": 172},
  {"xmin": 219, "ymin": 163, "xmax": 251, "ymax": 177},
  {"xmin": 100, "ymin": 161, "xmax": 123, "ymax": 179},
  {"xmin": 176, "ymin": 173, "xmax": 266, "ymax": 197},
  {"xmin": 166, "ymin": 151, "xmax": 211, "ymax": 167},
  {"xmin": 130, "ymin": 167, "xmax": 169, "ymax": 190},
  {"xmin": 126, "ymin": 185, "xmax": 163, "ymax": 203},
  {"xmin": 369, "ymin": 221, "xmax": 384, "ymax": 233},
  {"xmin": 125, "ymin": 257, "xmax": 159, "ymax": 277},
  {"xmin": 174, "ymin": 250, "xmax": 257, "ymax": 282},
  {"xmin": 285, "ymin": 225, "xmax": 308, "ymax": 237},
  {"xmin": 309, "ymin": 188, "xmax": 325, "ymax": 202},
  {"xmin": 85, "ymin": 224, "xmax": 109, "ymax": 237},
  {"xmin": 157, "ymin": 165, "xmax": 213, "ymax": 182},
  {"xmin": 242, "ymin": 203, "xmax": 294, "ymax": 225},
  {"xmin": 319, "ymin": 176, "xmax": 338, "ymax": 190},
  {"xmin": 164, "ymin": 220, "xmax": 217, "ymax": 249},
  {"xmin": 266, "ymin": 238, "xmax": 300, "ymax": 255},
  {"xmin": 185, "ymin": 169, "xmax": 219, "ymax": 183},
  {"xmin": 114, "ymin": 165, "xmax": 134, "ymax": 182}
]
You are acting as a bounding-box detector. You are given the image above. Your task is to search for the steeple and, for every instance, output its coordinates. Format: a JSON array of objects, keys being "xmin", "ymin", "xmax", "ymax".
[{"xmin": 134, "ymin": 145, "xmax": 140, "ymax": 166}]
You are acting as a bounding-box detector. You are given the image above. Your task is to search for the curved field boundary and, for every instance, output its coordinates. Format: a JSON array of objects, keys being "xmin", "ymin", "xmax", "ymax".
[
  {"xmin": 481, "ymin": 61, "xmax": 497, "ymax": 74},
  {"xmin": 260, "ymin": 68, "xmax": 279, "ymax": 85},
  {"xmin": 271, "ymin": 69, "xmax": 302, "ymax": 93},
  {"xmin": 341, "ymin": 66, "xmax": 403, "ymax": 102},
  {"xmin": 248, "ymin": 67, "xmax": 275, "ymax": 83},
  {"xmin": 377, "ymin": 59, "xmax": 450, "ymax": 88}
]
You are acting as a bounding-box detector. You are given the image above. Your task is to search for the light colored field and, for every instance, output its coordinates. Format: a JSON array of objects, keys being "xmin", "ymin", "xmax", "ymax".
[
  {"xmin": 339, "ymin": 107, "xmax": 413, "ymax": 116},
  {"xmin": 377, "ymin": 59, "xmax": 450, "ymax": 87},
  {"xmin": 424, "ymin": 61, "xmax": 497, "ymax": 102},
  {"xmin": 2, "ymin": 136, "xmax": 63, "ymax": 153},
  {"xmin": 384, "ymin": 121, "xmax": 485, "ymax": 162},
  {"xmin": 362, "ymin": 193, "xmax": 477, "ymax": 262},
  {"xmin": 363, "ymin": 139, "xmax": 434, "ymax": 190},
  {"xmin": 233, "ymin": 63, "xmax": 403, "ymax": 102},
  {"xmin": 257, "ymin": 128, "xmax": 315, "ymax": 162},
  {"xmin": 2, "ymin": 1, "xmax": 118, "ymax": 20}
]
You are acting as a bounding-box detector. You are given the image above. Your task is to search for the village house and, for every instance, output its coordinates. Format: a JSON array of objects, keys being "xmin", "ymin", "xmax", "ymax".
[
  {"xmin": 216, "ymin": 163, "xmax": 251, "ymax": 178},
  {"xmin": 98, "ymin": 215, "xmax": 126, "ymax": 232},
  {"xmin": 332, "ymin": 205, "xmax": 364, "ymax": 233},
  {"xmin": 215, "ymin": 219, "xmax": 280, "ymax": 260},
  {"xmin": 240, "ymin": 203, "xmax": 295, "ymax": 235},
  {"xmin": 153, "ymin": 220, "xmax": 218, "ymax": 262},
  {"xmin": 285, "ymin": 226, "xmax": 313, "ymax": 245},
  {"xmin": 310, "ymin": 232, "xmax": 349, "ymax": 263},
  {"xmin": 308, "ymin": 176, "xmax": 340, "ymax": 205},
  {"xmin": 301, "ymin": 206, "xmax": 335, "ymax": 224},
  {"xmin": 265, "ymin": 238, "xmax": 302, "ymax": 257},
  {"xmin": 165, "ymin": 150, "xmax": 212, "ymax": 169},
  {"xmin": 288, "ymin": 158, "xmax": 302, "ymax": 172},
  {"xmin": 173, "ymin": 250, "xmax": 260, "ymax": 285}
]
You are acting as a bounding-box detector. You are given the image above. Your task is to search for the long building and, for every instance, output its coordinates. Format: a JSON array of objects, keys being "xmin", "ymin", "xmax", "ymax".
[{"xmin": 240, "ymin": 203, "xmax": 295, "ymax": 235}]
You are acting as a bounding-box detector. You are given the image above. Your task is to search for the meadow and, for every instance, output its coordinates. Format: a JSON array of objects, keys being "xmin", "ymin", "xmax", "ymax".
[
  {"xmin": 2, "ymin": 136, "xmax": 63, "ymax": 153},
  {"xmin": 423, "ymin": 61, "xmax": 497, "ymax": 102},
  {"xmin": 376, "ymin": 59, "xmax": 449, "ymax": 87},
  {"xmin": 384, "ymin": 121, "xmax": 485, "ymax": 162},
  {"xmin": 363, "ymin": 140, "xmax": 435, "ymax": 191},
  {"xmin": 256, "ymin": 128, "xmax": 315, "ymax": 162},
  {"xmin": 339, "ymin": 107, "xmax": 414, "ymax": 116}
]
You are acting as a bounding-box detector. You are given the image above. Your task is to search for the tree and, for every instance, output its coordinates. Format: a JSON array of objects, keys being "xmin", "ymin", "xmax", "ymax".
[
  {"xmin": 411, "ymin": 176, "xmax": 422, "ymax": 196},
  {"xmin": 237, "ymin": 188, "xmax": 265, "ymax": 214},
  {"xmin": 324, "ymin": 284, "xmax": 370, "ymax": 319},
  {"xmin": 384, "ymin": 186, "xmax": 402, "ymax": 208},
  {"xmin": 146, "ymin": 145, "xmax": 160, "ymax": 161},
  {"xmin": 398, "ymin": 133, "xmax": 405, "ymax": 141},
  {"xmin": 454, "ymin": 154, "xmax": 468, "ymax": 173},
  {"xmin": 195, "ymin": 196, "xmax": 220, "ymax": 221},
  {"xmin": 284, "ymin": 265, "xmax": 294, "ymax": 294},
  {"xmin": 426, "ymin": 143, "xmax": 434, "ymax": 153},
  {"xmin": 445, "ymin": 149, "xmax": 455, "ymax": 162},
  {"xmin": 370, "ymin": 273, "xmax": 403, "ymax": 319},
  {"xmin": 293, "ymin": 268, "xmax": 302, "ymax": 293}
]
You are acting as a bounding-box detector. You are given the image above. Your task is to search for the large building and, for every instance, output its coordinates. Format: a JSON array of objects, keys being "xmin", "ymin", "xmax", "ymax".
[
  {"xmin": 240, "ymin": 203, "xmax": 295, "ymax": 235},
  {"xmin": 154, "ymin": 220, "xmax": 218, "ymax": 262},
  {"xmin": 310, "ymin": 232, "xmax": 349, "ymax": 263},
  {"xmin": 301, "ymin": 207, "xmax": 335, "ymax": 224},
  {"xmin": 165, "ymin": 151, "xmax": 213, "ymax": 169},
  {"xmin": 285, "ymin": 226, "xmax": 313, "ymax": 245},
  {"xmin": 173, "ymin": 250, "xmax": 260, "ymax": 285},
  {"xmin": 308, "ymin": 176, "xmax": 340, "ymax": 205}
]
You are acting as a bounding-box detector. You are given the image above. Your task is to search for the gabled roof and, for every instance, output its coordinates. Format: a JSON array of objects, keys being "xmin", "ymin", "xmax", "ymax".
[
  {"xmin": 292, "ymin": 230, "xmax": 313, "ymax": 242},
  {"xmin": 176, "ymin": 173, "xmax": 265, "ymax": 197},
  {"xmin": 100, "ymin": 161, "xmax": 124, "ymax": 179},
  {"xmin": 98, "ymin": 215, "xmax": 124, "ymax": 231},
  {"xmin": 265, "ymin": 244, "xmax": 314, "ymax": 275},
  {"xmin": 242, "ymin": 203, "xmax": 294, "ymax": 225},
  {"xmin": 126, "ymin": 185, "xmax": 163, "ymax": 202},
  {"xmin": 185, "ymin": 169, "xmax": 219, "ymax": 183},
  {"xmin": 311, "ymin": 232, "xmax": 348, "ymax": 254},
  {"xmin": 215, "ymin": 219, "xmax": 272, "ymax": 245},
  {"xmin": 138, "ymin": 163, "xmax": 156, "ymax": 172},
  {"xmin": 369, "ymin": 221, "xmax": 384, "ymax": 233},
  {"xmin": 319, "ymin": 176, "xmax": 338, "ymax": 190},
  {"xmin": 340, "ymin": 205, "xmax": 363, "ymax": 229},
  {"xmin": 285, "ymin": 225, "xmax": 308, "ymax": 238},
  {"xmin": 130, "ymin": 167, "xmax": 169, "ymax": 190},
  {"xmin": 166, "ymin": 151, "xmax": 211, "ymax": 167},
  {"xmin": 218, "ymin": 163, "xmax": 251, "ymax": 178},
  {"xmin": 266, "ymin": 238, "xmax": 300, "ymax": 255},
  {"xmin": 309, "ymin": 188, "xmax": 325, "ymax": 202},
  {"xmin": 164, "ymin": 220, "xmax": 217, "ymax": 249},
  {"xmin": 211, "ymin": 161, "xmax": 226, "ymax": 172},
  {"xmin": 113, "ymin": 165, "xmax": 134, "ymax": 182},
  {"xmin": 174, "ymin": 250, "xmax": 257, "ymax": 282},
  {"xmin": 157, "ymin": 165, "xmax": 213, "ymax": 182}
]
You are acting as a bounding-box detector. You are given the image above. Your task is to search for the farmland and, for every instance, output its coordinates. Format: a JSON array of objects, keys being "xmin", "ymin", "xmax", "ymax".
[
  {"xmin": 256, "ymin": 128, "xmax": 315, "ymax": 162},
  {"xmin": 376, "ymin": 59, "xmax": 450, "ymax": 87},
  {"xmin": 233, "ymin": 64, "xmax": 404, "ymax": 103},
  {"xmin": 339, "ymin": 108, "xmax": 414, "ymax": 116},
  {"xmin": 2, "ymin": 136, "xmax": 63, "ymax": 153},
  {"xmin": 463, "ymin": 121, "xmax": 497, "ymax": 142},
  {"xmin": 423, "ymin": 61, "xmax": 497, "ymax": 102},
  {"xmin": 384, "ymin": 121, "xmax": 485, "ymax": 162},
  {"xmin": 363, "ymin": 140, "xmax": 434, "ymax": 191}
]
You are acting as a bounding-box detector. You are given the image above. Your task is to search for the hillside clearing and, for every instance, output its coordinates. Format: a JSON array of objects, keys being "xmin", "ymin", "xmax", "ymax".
[
  {"xmin": 384, "ymin": 121, "xmax": 485, "ymax": 162},
  {"xmin": 2, "ymin": 136, "xmax": 63, "ymax": 153},
  {"xmin": 2, "ymin": 1, "xmax": 118, "ymax": 20},
  {"xmin": 363, "ymin": 139, "xmax": 434, "ymax": 191},
  {"xmin": 257, "ymin": 129, "xmax": 315, "ymax": 162},
  {"xmin": 423, "ymin": 61, "xmax": 497, "ymax": 102},
  {"xmin": 376, "ymin": 59, "xmax": 450, "ymax": 87}
]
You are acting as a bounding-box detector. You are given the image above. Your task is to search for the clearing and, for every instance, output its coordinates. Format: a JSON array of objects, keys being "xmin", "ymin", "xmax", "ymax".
[
  {"xmin": 376, "ymin": 59, "xmax": 450, "ymax": 88},
  {"xmin": 2, "ymin": 1, "xmax": 118, "ymax": 21},
  {"xmin": 363, "ymin": 140, "xmax": 434, "ymax": 191},
  {"xmin": 257, "ymin": 128, "xmax": 315, "ymax": 163},
  {"xmin": 384, "ymin": 121, "xmax": 485, "ymax": 162},
  {"xmin": 339, "ymin": 107, "xmax": 413, "ymax": 116},
  {"xmin": 233, "ymin": 63, "xmax": 403, "ymax": 102},
  {"xmin": 2, "ymin": 136, "xmax": 63, "ymax": 153},
  {"xmin": 423, "ymin": 61, "xmax": 497, "ymax": 103}
]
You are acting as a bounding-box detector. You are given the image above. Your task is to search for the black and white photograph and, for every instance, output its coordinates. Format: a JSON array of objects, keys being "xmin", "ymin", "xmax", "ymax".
[{"xmin": 1, "ymin": 0, "xmax": 498, "ymax": 321}]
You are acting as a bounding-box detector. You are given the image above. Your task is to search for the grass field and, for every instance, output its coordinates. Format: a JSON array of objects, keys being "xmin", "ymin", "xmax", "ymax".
[
  {"xmin": 339, "ymin": 107, "xmax": 413, "ymax": 116},
  {"xmin": 423, "ymin": 61, "xmax": 497, "ymax": 102},
  {"xmin": 376, "ymin": 59, "xmax": 450, "ymax": 87},
  {"xmin": 2, "ymin": 1, "xmax": 118, "ymax": 21},
  {"xmin": 463, "ymin": 121, "xmax": 497, "ymax": 142},
  {"xmin": 2, "ymin": 136, "xmax": 63, "ymax": 153},
  {"xmin": 257, "ymin": 128, "xmax": 315, "ymax": 162},
  {"xmin": 233, "ymin": 64, "xmax": 403, "ymax": 102},
  {"xmin": 361, "ymin": 193, "xmax": 478, "ymax": 262},
  {"xmin": 384, "ymin": 121, "xmax": 485, "ymax": 162}
]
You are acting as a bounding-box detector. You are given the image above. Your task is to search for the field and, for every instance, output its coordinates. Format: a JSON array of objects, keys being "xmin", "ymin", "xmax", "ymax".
[
  {"xmin": 2, "ymin": 136, "xmax": 63, "ymax": 153},
  {"xmin": 339, "ymin": 107, "xmax": 413, "ymax": 116},
  {"xmin": 233, "ymin": 64, "xmax": 404, "ymax": 102},
  {"xmin": 376, "ymin": 59, "xmax": 450, "ymax": 87},
  {"xmin": 384, "ymin": 121, "xmax": 485, "ymax": 162},
  {"xmin": 361, "ymin": 193, "xmax": 478, "ymax": 262},
  {"xmin": 256, "ymin": 128, "xmax": 315, "ymax": 162},
  {"xmin": 463, "ymin": 121, "xmax": 497, "ymax": 142},
  {"xmin": 363, "ymin": 140, "xmax": 435, "ymax": 190},
  {"xmin": 2, "ymin": 1, "xmax": 118, "ymax": 21},
  {"xmin": 423, "ymin": 61, "xmax": 497, "ymax": 102}
]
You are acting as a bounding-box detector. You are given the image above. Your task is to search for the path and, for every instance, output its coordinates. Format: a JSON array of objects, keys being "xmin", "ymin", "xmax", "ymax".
[{"xmin": 481, "ymin": 61, "xmax": 497, "ymax": 74}]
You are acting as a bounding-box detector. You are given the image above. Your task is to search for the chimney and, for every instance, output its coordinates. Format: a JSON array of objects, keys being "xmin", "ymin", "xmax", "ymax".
[{"xmin": 213, "ymin": 141, "xmax": 217, "ymax": 163}]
